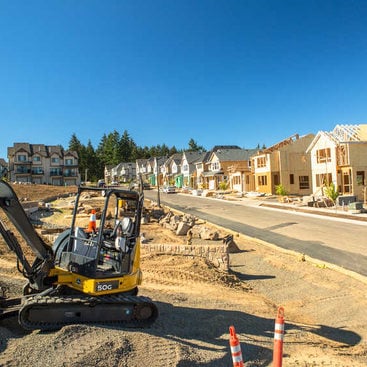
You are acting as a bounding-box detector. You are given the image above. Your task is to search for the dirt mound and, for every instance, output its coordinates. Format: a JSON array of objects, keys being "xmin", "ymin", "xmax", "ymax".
[
  {"xmin": 141, "ymin": 253, "xmax": 250, "ymax": 291},
  {"xmin": 10, "ymin": 183, "xmax": 78, "ymax": 203}
]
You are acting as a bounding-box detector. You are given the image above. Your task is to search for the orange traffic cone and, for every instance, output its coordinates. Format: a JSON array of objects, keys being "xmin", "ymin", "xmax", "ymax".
[
  {"xmin": 87, "ymin": 209, "xmax": 97, "ymax": 232},
  {"xmin": 229, "ymin": 325, "xmax": 244, "ymax": 367},
  {"xmin": 273, "ymin": 306, "xmax": 285, "ymax": 367}
]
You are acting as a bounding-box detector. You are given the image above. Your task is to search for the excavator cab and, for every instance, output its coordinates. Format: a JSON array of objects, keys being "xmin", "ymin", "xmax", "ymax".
[{"xmin": 55, "ymin": 186, "xmax": 143, "ymax": 282}]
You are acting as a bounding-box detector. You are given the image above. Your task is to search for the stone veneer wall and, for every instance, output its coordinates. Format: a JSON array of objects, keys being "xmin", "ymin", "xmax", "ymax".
[{"xmin": 141, "ymin": 243, "xmax": 229, "ymax": 271}]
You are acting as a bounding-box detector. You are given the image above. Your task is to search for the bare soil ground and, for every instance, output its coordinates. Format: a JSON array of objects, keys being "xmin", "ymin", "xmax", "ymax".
[{"xmin": 0, "ymin": 183, "xmax": 367, "ymax": 366}]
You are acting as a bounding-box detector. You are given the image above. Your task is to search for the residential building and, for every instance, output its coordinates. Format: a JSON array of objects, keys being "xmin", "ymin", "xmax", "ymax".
[
  {"xmin": 227, "ymin": 149, "xmax": 258, "ymax": 192},
  {"xmin": 180, "ymin": 151, "xmax": 204, "ymax": 188},
  {"xmin": 108, "ymin": 162, "xmax": 136, "ymax": 184},
  {"xmin": 252, "ymin": 134, "xmax": 315, "ymax": 195},
  {"xmin": 162, "ymin": 153, "xmax": 183, "ymax": 187},
  {"xmin": 306, "ymin": 124, "xmax": 367, "ymax": 201},
  {"xmin": 193, "ymin": 146, "xmax": 241, "ymax": 189},
  {"xmin": 7, "ymin": 143, "xmax": 80, "ymax": 186},
  {"xmin": 104, "ymin": 164, "xmax": 114, "ymax": 184},
  {"xmin": 136, "ymin": 159, "xmax": 149, "ymax": 182},
  {"xmin": 152, "ymin": 156, "xmax": 167, "ymax": 187},
  {"xmin": 0, "ymin": 158, "xmax": 7, "ymax": 178},
  {"xmin": 200, "ymin": 146, "xmax": 253, "ymax": 190}
]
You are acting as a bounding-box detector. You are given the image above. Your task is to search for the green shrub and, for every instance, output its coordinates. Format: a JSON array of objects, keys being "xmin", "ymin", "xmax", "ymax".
[
  {"xmin": 324, "ymin": 182, "xmax": 339, "ymax": 204},
  {"xmin": 218, "ymin": 181, "xmax": 228, "ymax": 190},
  {"xmin": 275, "ymin": 184, "xmax": 287, "ymax": 196}
]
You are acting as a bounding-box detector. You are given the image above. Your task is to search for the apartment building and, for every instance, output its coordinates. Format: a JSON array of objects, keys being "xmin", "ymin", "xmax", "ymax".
[
  {"xmin": 0, "ymin": 159, "xmax": 7, "ymax": 178},
  {"xmin": 8, "ymin": 143, "xmax": 80, "ymax": 186}
]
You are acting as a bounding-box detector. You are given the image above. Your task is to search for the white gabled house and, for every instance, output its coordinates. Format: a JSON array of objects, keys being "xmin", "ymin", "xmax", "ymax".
[
  {"xmin": 162, "ymin": 153, "xmax": 182, "ymax": 187},
  {"xmin": 181, "ymin": 151, "xmax": 204, "ymax": 188},
  {"xmin": 306, "ymin": 124, "xmax": 367, "ymax": 202}
]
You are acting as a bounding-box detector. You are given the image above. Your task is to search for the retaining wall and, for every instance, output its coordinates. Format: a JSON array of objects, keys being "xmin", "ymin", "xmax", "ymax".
[{"xmin": 141, "ymin": 242, "xmax": 229, "ymax": 271}]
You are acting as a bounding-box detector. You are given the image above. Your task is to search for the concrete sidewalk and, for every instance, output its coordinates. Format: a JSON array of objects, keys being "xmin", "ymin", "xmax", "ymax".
[{"xmin": 208, "ymin": 193, "xmax": 367, "ymax": 223}]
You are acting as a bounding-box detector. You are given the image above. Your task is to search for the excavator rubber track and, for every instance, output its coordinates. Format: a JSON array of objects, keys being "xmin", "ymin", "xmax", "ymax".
[{"xmin": 19, "ymin": 294, "xmax": 159, "ymax": 331}]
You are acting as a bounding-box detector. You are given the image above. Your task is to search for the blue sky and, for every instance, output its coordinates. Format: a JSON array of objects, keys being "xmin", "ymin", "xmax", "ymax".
[{"xmin": 1, "ymin": 0, "xmax": 366, "ymax": 159}]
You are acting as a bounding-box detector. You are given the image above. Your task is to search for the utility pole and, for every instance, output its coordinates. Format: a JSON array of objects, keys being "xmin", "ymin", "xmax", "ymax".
[{"xmin": 155, "ymin": 157, "xmax": 161, "ymax": 207}]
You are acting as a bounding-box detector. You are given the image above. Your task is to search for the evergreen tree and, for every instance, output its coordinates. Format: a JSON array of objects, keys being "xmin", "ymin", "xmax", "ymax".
[
  {"xmin": 68, "ymin": 133, "xmax": 83, "ymax": 153},
  {"xmin": 97, "ymin": 130, "xmax": 120, "ymax": 165},
  {"xmin": 84, "ymin": 140, "xmax": 101, "ymax": 181},
  {"xmin": 188, "ymin": 138, "xmax": 205, "ymax": 152},
  {"xmin": 119, "ymin": 130, "xmax": 136, "ymax": 162},
  {"xmin": 169, "ymin": 146, "xmax": 178, "ymax": 156}
]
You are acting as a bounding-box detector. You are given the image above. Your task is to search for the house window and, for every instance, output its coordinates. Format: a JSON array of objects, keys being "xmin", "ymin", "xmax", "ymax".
[
  {"xmin": 256, "ymin": 156, "xmax": 266, "ymax": 168},
  {"xmin": 64, "ymin": 169, "xmax": 76, "ymax": 177},
  {"xmin": 299, "ymin": 176, "xmax": 310, "ymax": 189},
  {"xmin": 33, "ymin": 156, "xmax": 41, "ymax": 162},
  {"xmin": 211, "ymin": 162, "xmax": 220, "ymax": 171},
  {"xmin": 258, "ymin": 175, "xmax": 267, "ymax": 186},
  {"xmin": 50, "ymin": 168, "xmax": 62, "ymax": 176},
  {"xmin": 32, "ymin": 167, "xmax": 44, "ymax": 175},
  {"xmin": 51, "ymin": 157, "xmax": 59, "ymax": 164},
  {"xmin": 233, "ymin": 176, "xmax": 240, "ymax": 185},
  {"xmin": 356, "ymin": 171, "xmax": 365, "ymax": 186},
  {"xmin": 315, "ymin": 173, "xmax": 332, "ymax": 187},
  {"xmin": 290, "ymin": 174, "xmax": 294, "ymax": 185},
  {"xmin": 343, "ymin": 170, "xmax": 351, "ymax": 193},
  {"xmin": 316, "ymin": 148, "xmax": 331, "ymax": 163},
  {"xmin": 17, "ymin": 154, "xmax": 27, "ymax": 162},
  {"xmin": 65, "ymin": 158, "xmax": 73, "ymax": 166}
]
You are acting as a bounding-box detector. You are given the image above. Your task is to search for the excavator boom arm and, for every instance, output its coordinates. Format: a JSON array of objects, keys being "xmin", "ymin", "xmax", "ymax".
[{"xmin": 0, "ymin": 180, "xmax": 51, "ymax": 260}]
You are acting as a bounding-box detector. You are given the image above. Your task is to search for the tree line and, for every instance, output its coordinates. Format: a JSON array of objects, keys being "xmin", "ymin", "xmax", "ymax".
[{"xmin": 68, "ymin": 130, "xmax": 205, "ymax": 182}]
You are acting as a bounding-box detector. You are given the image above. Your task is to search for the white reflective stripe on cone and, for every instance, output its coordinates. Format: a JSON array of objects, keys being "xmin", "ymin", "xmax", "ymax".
[
  {"xmin": 274, "ymin": 332, "xmax": 284, "ymax": 341},
  {"xmin": 232, "ymin": 354, "xmax": 243, "ymax": 363},
  {"xmin": 230, "ymin": 345, "xmax": 241, "ymax": 353}
]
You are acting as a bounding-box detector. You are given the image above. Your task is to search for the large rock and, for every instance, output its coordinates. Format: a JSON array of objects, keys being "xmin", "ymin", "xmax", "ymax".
[
  {"xmin": 176, "ymin": 222, "xmax": 191, "ymax": 236},
  {"xmin": 199, "ymin": 226, "xmax": 219, "ymax": 240}
]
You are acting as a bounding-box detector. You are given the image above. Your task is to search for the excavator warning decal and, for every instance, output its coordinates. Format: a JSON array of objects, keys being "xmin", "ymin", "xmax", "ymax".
[{"xmin": 95, "ymin": 280, "xmax": 119, "ymax": 292}]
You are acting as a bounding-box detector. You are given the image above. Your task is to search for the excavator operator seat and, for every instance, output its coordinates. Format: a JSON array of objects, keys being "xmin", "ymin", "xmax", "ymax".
[{"xmin": 121, "ymin": 217, "xmax": 133, "ymax": 236}]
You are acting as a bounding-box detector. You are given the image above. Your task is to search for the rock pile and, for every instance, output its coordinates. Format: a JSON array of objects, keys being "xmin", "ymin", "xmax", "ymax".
[{"xmin": 159, "ymin": 211, "xmax": 220, "ymax": 239}]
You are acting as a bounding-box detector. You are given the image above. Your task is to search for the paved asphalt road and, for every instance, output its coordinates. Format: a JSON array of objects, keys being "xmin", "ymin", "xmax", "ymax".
[{"xmin": 144, "ymin": 190, "xmax": 367, "ymax": 278}]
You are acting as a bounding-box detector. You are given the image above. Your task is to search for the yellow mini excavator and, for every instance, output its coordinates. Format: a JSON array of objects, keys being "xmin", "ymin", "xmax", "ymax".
[{"xmin": 0, "ymin": 180, "xmax": 158, "ymax": 331}]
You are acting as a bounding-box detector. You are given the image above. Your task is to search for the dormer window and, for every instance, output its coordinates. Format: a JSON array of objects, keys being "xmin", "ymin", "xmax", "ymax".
[{"xmin": 17, "ymin": 154, "xmax": 27, "ymax": 162}]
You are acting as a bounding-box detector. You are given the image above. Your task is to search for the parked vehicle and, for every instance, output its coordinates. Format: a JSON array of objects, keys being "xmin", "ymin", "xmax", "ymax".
[
  {"xmin": 162, "ymin": 185, "xmax": 176, "ymax": 194},
  {"xmin": 130, "ymin": 181, "xmax": 151, "ymax": 190},
  {"xmin": 97, "ymin": 179, "xmax": 106, "ymax": 188},
  {"xmin": 143, "ymin": 182, "xmax": 151, "ymax": 190}
]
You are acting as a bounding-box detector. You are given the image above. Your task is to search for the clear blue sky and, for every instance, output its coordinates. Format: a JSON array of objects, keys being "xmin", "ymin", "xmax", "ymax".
[{"xmin": 1, "ymin": 0, "xmax": 366, "ymax": 159}]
